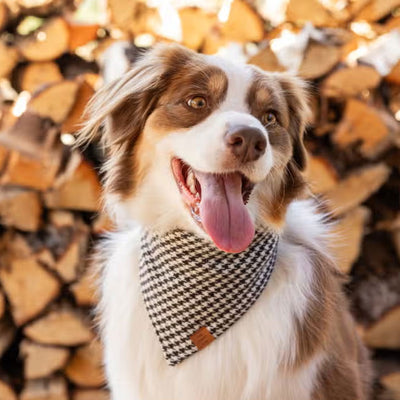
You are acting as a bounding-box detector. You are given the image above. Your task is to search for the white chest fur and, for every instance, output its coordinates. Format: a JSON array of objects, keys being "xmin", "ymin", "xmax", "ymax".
[{"xmin": 99, "ymin": 200, "xmax": 327, "ymax": 400}]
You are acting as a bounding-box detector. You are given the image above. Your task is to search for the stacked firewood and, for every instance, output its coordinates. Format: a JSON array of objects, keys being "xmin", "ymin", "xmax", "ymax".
[{"xmin": 0, "ymin": 0, "xmax": 399, "ymax": 399}]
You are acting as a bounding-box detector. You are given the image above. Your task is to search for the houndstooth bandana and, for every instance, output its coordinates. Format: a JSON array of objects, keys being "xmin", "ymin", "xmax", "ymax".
[{"xmin": 139, "ymin": 228, "xmax": 279, "ymax": 366}]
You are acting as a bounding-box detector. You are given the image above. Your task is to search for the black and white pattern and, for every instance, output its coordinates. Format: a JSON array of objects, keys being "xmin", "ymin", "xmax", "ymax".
[{"xmin": 139, "ymin": 228, "xmax": 279, "ymax": 366}]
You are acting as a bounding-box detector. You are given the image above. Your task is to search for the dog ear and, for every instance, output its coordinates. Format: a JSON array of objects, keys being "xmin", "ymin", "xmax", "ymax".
[
  {"xmin": 77, "ymin": 44, "xmax": 175, "ymax": 149},
  {"xmin": 277, "ymin": 75, "xmax": 311, "ymax": 171}
]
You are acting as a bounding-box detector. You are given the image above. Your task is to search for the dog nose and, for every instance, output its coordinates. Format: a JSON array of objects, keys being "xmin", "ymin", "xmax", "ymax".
[{"xmin": 225, "ymin": 125, "xmax": 267, "ymax": 163}]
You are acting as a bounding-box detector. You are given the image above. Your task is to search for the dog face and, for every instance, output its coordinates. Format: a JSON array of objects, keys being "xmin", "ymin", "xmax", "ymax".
[{"xmin": 81, "ymin": 44, "xmax": 310, "ymax": 253}]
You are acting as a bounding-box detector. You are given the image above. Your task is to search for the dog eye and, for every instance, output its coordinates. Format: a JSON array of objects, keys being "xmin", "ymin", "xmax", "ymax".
[
  {"xmin": 262, "ymin": 111, "xmax": 277, "ymax": 126},
  {"xmin": 187, "ymin": 96, "xmax": 207, "ymax": 109}
]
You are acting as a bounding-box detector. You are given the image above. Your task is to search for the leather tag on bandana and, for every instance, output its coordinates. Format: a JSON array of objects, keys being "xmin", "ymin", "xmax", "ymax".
[{"xmin": 190, "ymin": 327, "xmax": 215, "ymax": 350}]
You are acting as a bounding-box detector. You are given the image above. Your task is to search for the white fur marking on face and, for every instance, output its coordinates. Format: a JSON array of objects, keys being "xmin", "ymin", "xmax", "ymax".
[
  {"xmin": 206, "ymin": 54, "xmax": 253, "ymax": 113},
  {"xmin": 162, "ymin": 57, "xmax": 273, "ymax": 181}
]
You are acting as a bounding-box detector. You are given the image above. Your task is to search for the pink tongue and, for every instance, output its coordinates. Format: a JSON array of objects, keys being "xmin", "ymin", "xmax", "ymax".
[{"xmin": 195, "ymin": 171, "xmax": 255, "ymax": 253}]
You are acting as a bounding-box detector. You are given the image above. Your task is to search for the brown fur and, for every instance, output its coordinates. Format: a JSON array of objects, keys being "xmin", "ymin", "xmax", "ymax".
[
  {"xmin": 293, "ymin": 249, "xmax": 336, "ymax": 368},
  {"xmin": 147, "ymin": 65, "xmax": 228, "ymax": 131},
  {"xmin": 249, "ymin": 71, "xmax": 310, "ymax": 227},
  {"xmin": 79, "ymin": 45, "xmax": 228, "ymax": 198},
  {"xmin": 312, "ymin": 328, "xmax": 372, "ymax": 400},
  {"xmin": 286, "ymin": 239, "xmax": 372, "ymax": 399}
]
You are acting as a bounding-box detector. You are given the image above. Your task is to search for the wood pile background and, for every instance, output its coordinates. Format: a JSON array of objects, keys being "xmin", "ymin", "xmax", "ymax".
[{"xmin": 0, "ymin": 0, "xmax": 399, "ymax": 399}]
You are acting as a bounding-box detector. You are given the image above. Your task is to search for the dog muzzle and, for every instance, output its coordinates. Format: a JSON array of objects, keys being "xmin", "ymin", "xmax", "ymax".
[{"xmin": 139, "ymin": 228, "xmax": 279, "ymax": 366}]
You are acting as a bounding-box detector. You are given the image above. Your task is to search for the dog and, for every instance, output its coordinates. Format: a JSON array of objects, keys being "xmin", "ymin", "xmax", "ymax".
[{"xmin": 79, "ymin": 43, "xmax": 371, "ymax": 400}]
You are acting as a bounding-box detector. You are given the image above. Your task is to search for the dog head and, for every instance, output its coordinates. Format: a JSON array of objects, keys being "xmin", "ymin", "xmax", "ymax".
[{"xmin": 80, "ymin": 44, "xmax": 310, "ymax": 253}]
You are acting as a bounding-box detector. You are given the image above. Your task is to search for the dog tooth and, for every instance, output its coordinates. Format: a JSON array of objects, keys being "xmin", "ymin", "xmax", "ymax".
[{"xmin": 186, "ymin": 169, "xmax": 196, "ymax": 194}]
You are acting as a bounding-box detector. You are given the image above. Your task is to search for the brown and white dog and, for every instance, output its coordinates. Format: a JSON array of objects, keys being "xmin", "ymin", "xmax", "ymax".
[{"xmin": 80, "ymin": 44, "xmax": 371, "ymax": 400}]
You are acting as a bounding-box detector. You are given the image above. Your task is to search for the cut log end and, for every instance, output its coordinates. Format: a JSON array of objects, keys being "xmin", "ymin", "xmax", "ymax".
[
  {"xmin": 363, "ymin": 305, "xmax": 400, "ymax": 349},
  {"xmin": 0, "ymin": 257, "xmax": 60, "ymax": 326},
  {"xmin": 28, "ymin": 80, "xmax": 80, "ymax": 124},
  {"xmin": 18, "ymin": 17, "xmax": 70, "ymax": 62},
  {"xmin": 0, "ymin": 188, "xmax": 42, "ymax": 231},
  {"xmin": 21, "ymin": 340, "xmax": 70, "ymax": 380},
  {"xmin": 65, "ymin": 339, "xmax": 105, "ymax": 388},
  {"xmin": 325, "ymin": 163, "xmax": 390, "ymax": 216},
  {"xmin": 23, "ymin": 307, "xmax": 94, "ymax": 346},
  {"xmin": 0, "ymin": 381, "xmax": 17, "ymax": 400},
  {"xmin": 331, "ymin": 206, "xmax": 371, "ymax": 274},
  {"xmin": 20, "ymin": 377, "xmax": 68, "ymax": 400},
  {"xmin": 19, "ymin": 62, "xmax": 63, "ymax": 93}
]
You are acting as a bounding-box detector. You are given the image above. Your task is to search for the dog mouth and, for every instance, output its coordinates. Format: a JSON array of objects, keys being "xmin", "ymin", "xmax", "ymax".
[{"xmin": 171, "ymin": 158, "xmax": 255, "ymax": 253}]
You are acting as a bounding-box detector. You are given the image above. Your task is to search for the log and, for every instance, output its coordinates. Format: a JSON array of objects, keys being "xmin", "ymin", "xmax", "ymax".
[
  {"xmin": 50, "ymin": 237, "xmax": 85, "ymax": 283},
  {"xmin": 24, "ymin": 308, "xmax": 94, "ymax": 346},
  {"xmin": 107, "ymin": 0, "xmax": 135, "ymax": 32},
  {"xmin": 322, "ymin": 65, "xmax": 381, "ymax": 97},
  {"xmin": 346, "ymin": 0, "xmax": 371, "ymax": 18},
  {"xmin": 201, "ymin": 30, "xmax": 228, "ymax": 55},
  {"xmin": 384, "ymin": 16, "xmax": 400, "ymax": 31},
  {"xmin": 0, "ymin": 103, "xmax": 17, "ymax": 133},
  {"xmin": 16, "ymin": 0, "xmax": 71, "ymax": 15},
  {"xmin": 392, "ymin": 229, "xmax": 400, "ymax": 262},
  {"xmin": 108, "ymin": 0, "xmax": 158, "ymax": 36},
  {"xmin": 325, "ymin": 163, "xmax": 390, "ymax": 216},
  {"xmin": 0, "ymin": 289, "xmax": 5, "ymax": 319},
  {"xmin": 0, "ymin": 319, "xmax": 16, "ymax": 358},
  {"xmin": 20, "ymin": 377, "xmax": 68, "ymax": 400},
  {"xmin": 62, "ymin": 79, "xmax": 95, "ymax": 133},
  {"xmin": 356, "ymin": 0, "xmax": 400, "ymax": 22},
  {"xmin": 0, "ymin": 40, "xmax": 19, "ymax": 79},
  {"xmin": 44, "ymin": 160, "xmax": 101, "ymax": 211},
  {"xmin": 28, "ymin": 80, "xmax": 79, "ymax": 124},
  {"xmin": 298, "ymin": 43, "xmax": 341, "ymax": 80},
  {"xmin": 92, "ymin": 212, "xmax": 114, "ymax": 235},
  {"xmin": 377, "ymin": 213, "xmax": 400, "ymax": 231},
  {"xmin": 18, "ymin": 17, "xmax": 70, "ymax": 62},
  {"xmin": 386, "ymin": 60, "xmax": 400, "ymax": 85},
  {"xmin": 21, "ymin": 340, "xmax": 70, "ymax": 379},
  {"xmin": 363, "ymin": 305, "xmax": 400, "ymax": 349},
  {"xmin": 0, "ymin": 257, "xmax": 60, "ymax": 325},
  {"xmin": 49, "ymin": 210, "xmax": 75, "ymax": 228},
  {"xmin": 0, "ymin": 145, "xmax": 8, "ymax": 172},
  {"xmin": 389, "ymin": 88, "xmax": 400, "ymax": 123},
  {"xmin": 19, "ymin": 62, "xmax": 63, "ymax": 93},
  {"xmin": 330, "ymin": 206, "xmax": 371, "ymax": 274},
  {"xmin": 72, "ymin": 389, "xmax": 110, "ymax": 400},
  {"xmin": 0, "ymin": 2, "xmax": 9, "ymax": 32},
  {"xmin": 0, "ymin": 111, "xmax": 60, "ymax": 158},
  {"xmin": 65, "ymin": 339, "xmax": 105, "ymax": 388},
  {"xmin": 305, "ymin": 155, "xmax": 338, "ymax": 194},
  {"xmin": 179, "ymin": 8, "xmax": 216, "ymax": 50},
  {"xmin": 1, "ymin": 231, "xmax": 32, "ymax": 259},
  {"xmin": 220, "ymin": 0, "xmax": 264, "ymax": 42},
  {"xmin": 0, "ymin": 380, "xmax": 17, "ymax": 400},
  {"xmin": 36, "ymin": 249, "xmax": 56, "ymax": 268},
  {"xmin": 70, "ymin": 269, "xmax": 99, "ymax": 307},
  {"xmin": 67, "ymin": 21, "xmax": 99, "ymax": 51},
  {"xmin": 248, "ymin": 46, "xmax": 285, "ymax": 72},
  {"xmin": 333, "ymin": 99, "xmax": 394, "ymax": 159},
  {"xmin": 286, "ymin": 0, "xmax": 336, "ymax": 27},
  {"xmin": 0, "ymin": 187, "xmax": 41, "ymax": 231},
  {"xmin": 381, "ymin": 372, "xmax": 400, "ymax": 400},
  {"xmin": 1, "ymin": 149, "xmax": 62, "ymax": 191}
]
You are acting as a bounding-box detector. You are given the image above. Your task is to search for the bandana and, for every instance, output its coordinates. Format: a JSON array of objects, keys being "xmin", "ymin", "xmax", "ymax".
[{"xmin": 139, "ymin": 228, "xmax": 279, "ymax": 366}]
